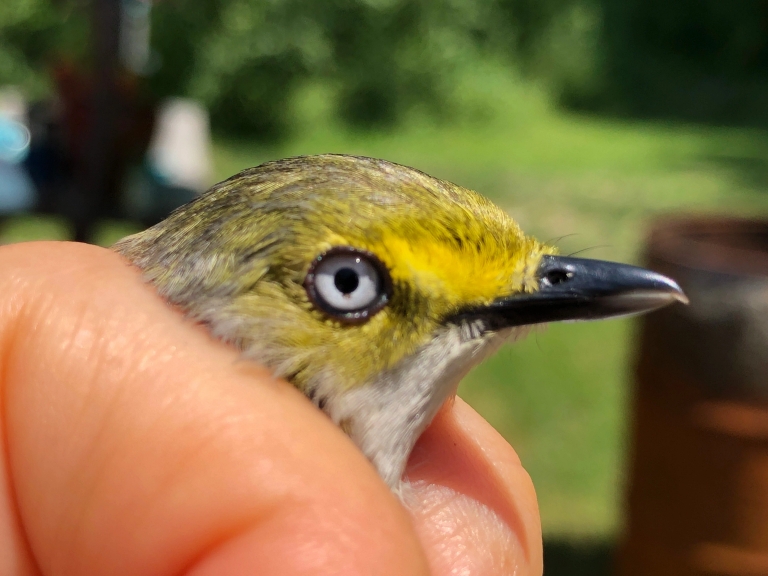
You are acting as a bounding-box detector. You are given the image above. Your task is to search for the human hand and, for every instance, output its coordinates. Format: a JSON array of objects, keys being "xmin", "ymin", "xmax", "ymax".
[{"xmin": 0, "ymin": 242, "xmax": 542, "ymax": 575}]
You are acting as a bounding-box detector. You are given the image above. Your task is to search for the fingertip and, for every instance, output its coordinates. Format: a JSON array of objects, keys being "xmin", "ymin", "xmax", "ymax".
[{"xmin": 405, "ymin": 398, "xmax": 543, "ymax": 576}]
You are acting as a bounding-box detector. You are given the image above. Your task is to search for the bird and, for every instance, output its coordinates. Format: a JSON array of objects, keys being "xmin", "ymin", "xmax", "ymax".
[{"xmin": 113, "ymin": 154, "xmax": 687, "ymax": 495}]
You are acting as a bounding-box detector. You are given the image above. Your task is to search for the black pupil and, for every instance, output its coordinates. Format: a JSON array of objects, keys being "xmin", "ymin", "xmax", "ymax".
[{"xmin": 334, "ymin": 268, "xmax": 360, "ymax": 294}]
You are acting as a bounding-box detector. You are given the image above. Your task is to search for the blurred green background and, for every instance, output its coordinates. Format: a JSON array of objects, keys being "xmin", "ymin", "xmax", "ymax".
[{"xmin": 3, "ymin": 0, "xmax": 768, "ymax": 570}]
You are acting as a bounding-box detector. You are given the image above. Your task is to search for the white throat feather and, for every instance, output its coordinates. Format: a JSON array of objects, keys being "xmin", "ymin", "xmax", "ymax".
[{"xmin": 309, "ymin": 322, "xmax": 530, "ymax": 495}]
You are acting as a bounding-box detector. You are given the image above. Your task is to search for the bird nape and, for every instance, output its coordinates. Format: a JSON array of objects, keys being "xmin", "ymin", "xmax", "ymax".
[{"xmin": 113, "ymin": 154, "xmax": 687, "ymax": 496}]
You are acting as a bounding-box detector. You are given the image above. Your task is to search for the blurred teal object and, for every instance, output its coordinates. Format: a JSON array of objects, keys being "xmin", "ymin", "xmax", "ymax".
[
  {"xmin": 0, "ymin": 117, "xmax": 31, "ymax": 164},
  {"xmin": 0, "ymin": 116, "xmax": 35, "ymax": 213}
]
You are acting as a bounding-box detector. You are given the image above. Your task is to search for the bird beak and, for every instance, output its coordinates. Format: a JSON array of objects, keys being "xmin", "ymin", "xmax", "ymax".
[{"xmin": 463, "ymin": 255, "xmax": 688, "ymax": 329}]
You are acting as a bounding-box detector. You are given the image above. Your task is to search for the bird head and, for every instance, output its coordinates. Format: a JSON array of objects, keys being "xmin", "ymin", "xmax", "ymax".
[{"xmin": 114, "ymin": 155, "xmax": 686, "ymax": 494}]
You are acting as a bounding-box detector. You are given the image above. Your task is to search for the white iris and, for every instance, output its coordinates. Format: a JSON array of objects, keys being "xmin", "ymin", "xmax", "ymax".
[{"xmin": 314, "ymin": 254, "xmax": 381, "ymax": 311}]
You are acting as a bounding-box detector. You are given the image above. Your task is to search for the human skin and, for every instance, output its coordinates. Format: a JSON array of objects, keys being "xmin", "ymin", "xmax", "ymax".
[{"xmin": 0, "ymin": 242, "xmax": 542, "ymax": 576}]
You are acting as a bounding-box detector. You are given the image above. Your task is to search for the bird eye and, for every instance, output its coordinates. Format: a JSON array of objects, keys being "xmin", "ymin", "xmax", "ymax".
[{"xmin": 305, "ymin": 247, "xmax": 392, "ymax": 323}]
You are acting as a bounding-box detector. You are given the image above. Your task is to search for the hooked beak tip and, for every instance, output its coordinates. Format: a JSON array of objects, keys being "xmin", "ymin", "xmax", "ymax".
[
  {"xmin": 673, "ymin": 289, "xmax": 690, "ymax": 306},
  {"xmin": 634, "ymin": 269, "xmax": 688, "ymax": 307}
]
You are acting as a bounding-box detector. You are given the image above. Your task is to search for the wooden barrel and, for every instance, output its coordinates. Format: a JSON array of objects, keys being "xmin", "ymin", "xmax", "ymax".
[{"xmin": 616, "ymin": 217, "xmax": 768, "ymax": 576}]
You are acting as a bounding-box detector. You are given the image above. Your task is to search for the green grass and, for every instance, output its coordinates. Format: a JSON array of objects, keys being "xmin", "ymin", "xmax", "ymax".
[{"xmin": 6, "ymin": 69, "xmax": 768, "ymax": 539}]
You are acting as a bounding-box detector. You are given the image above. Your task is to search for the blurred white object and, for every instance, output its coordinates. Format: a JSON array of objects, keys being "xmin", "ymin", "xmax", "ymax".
[
  {"xmin": 123, "ymin": 98, "xmax": 212, "ymax": 223},
  {"xmin": 148, "ymin": 98, "xmax": 212, "ymax": 193}
]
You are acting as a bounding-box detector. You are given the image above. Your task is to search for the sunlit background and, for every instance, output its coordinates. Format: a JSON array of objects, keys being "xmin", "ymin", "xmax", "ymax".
[{"xmin": 3, "ymin": 1, "xmax": 768, "ymax": 572}]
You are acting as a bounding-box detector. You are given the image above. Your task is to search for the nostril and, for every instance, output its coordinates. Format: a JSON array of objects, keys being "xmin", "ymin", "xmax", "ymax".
[{"xmin": 544, "ymin": 269, "xmax": 572, "ymax": 285}]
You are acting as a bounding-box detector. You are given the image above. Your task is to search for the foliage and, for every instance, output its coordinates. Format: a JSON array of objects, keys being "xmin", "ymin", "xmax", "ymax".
[
  {"xmin": 150, "ymin": 0, "xmax": 496, "ymax": 136},
  {"xmin": 599, "ymin": 0, "xmax": 768, "ymax": 123},
  {"xmin": 152, "ymin": 0, "xmax": 603, "ymax": 136},
  {"xmin": 0, "ymin": 0, "xmax": 89, "ymax": 97},
  {"xmin": 1, "ymin": 0, "xmax": 587, "ymax": 137},
  {"xmin": 3, "ymin": 0, "xmax": 768, "ymax": 136}
]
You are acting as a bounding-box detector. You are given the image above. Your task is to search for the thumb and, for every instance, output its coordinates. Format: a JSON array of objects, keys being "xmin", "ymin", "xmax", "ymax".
[{"xmin": 0, "ymin": 241, "xmax": 428, "ymax": 576}]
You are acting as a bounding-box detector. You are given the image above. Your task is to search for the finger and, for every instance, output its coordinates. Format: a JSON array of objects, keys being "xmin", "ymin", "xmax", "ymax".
[
  {"xmin": 0, "ymin": 242, "xmax": 429, "ymax": 576},
  {"xmin": 405, "ymin": 398, "xmax": 543, "ymax": 576}
]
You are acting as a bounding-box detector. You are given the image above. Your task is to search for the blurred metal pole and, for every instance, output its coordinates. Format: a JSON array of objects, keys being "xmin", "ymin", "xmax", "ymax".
[
  {"xmin": 78, "ymin": 0, "xmax": 122, "ymax": 242},
  {"xmin": 617, "ymin": 217, "xmax": 768, "ymax": 576}
]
